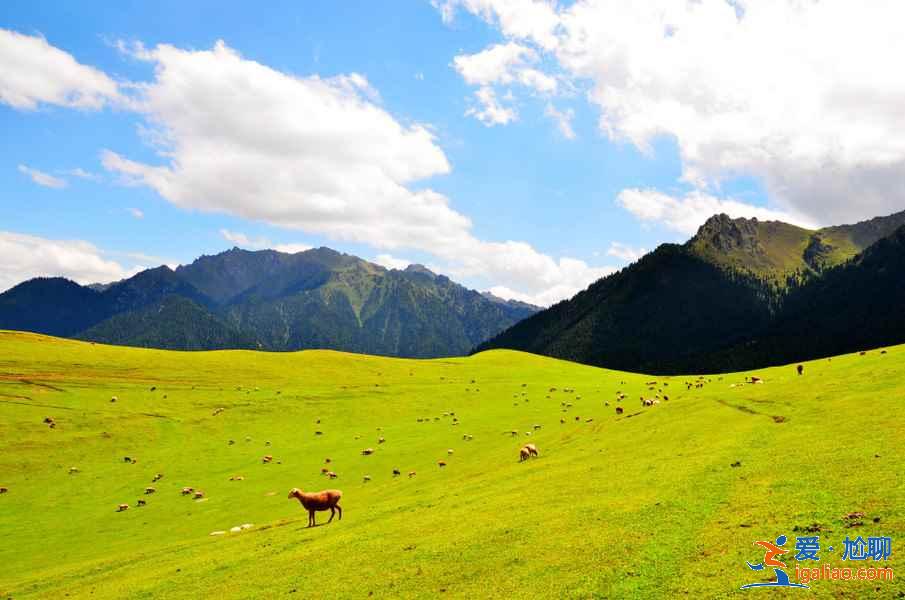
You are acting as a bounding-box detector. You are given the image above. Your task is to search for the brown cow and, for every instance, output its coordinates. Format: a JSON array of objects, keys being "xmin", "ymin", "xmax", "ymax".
[{"xmin": 288, "ymin": 488, "xmax": 343, "ymax": 527}]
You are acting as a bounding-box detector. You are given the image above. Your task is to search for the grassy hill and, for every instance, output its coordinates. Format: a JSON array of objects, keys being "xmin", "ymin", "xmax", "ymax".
[{"xmin": 0, "ymin": 331, "xmax": 902, "ymax": 598}]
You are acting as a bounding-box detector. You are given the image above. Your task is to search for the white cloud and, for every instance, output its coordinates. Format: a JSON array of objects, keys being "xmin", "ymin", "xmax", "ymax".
[
  {"xmin": 606, "ymin": 242, "xmax": 647, "ymax": 263},
  {"xmin": 440, "ymin": 1, "xmax": 905, "ymax": 226},
  {"xmin": 454, "ymin": 42, "xmax": 558, "ymax": 94},
  {"xmin": 0, "ymin": 231, "xmax": 144, "ymax": 292},
  {"xmin": 436, "ymin": 0, "xmax": 560, "ymax": 50},
  {"xmin": 544, "ymin": 103, "xmax": 575, "ymax": 139},
  {"xmin": 4, "ymin": 34, "xmax": 608, "ymax": 306},
  {"xmin": 18, "ymin": 164, "xmax": 67, "ymax": 189},
  {"xmin": 466, "ymin": 86, "xmax": 517, "ymax": 126},
  {"xmin": 373, "ymin": 253, "xmax": 411, "ymax": 270},
  {"xmin": 274, "ymin": 243, "xmax": 312, "ymax": 254},
  {"xmin": 0, "ymin": 29, "xmax": 121, "ymax": 110},
  {"xmin": 617, "ymin": 189, "xmax": 816, "ymax": 236},
  {"xmin": 128, "ymin": 207, "xmax": 144, "ymax": 219},
  {"xmin": 219, "ymin": 229, "xmax": 310, "ymax": 254}
]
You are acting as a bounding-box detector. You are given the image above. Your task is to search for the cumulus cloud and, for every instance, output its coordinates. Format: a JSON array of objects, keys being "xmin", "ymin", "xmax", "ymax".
[
  {"xmin": 6, "ymin": 33, "xmax": 611, "ymax": 305},
  {"xmin": 94, "ymin": 39, "xmax": 611, "ymax": 304},
  {"xmin": 453, "ymin": 41, "xmax": 557, "ymax": 94},
  {"xmin": 0, "ymin": 231, "xmax": 144, "ymax": 292},
  {"xmin": 440, "ymin": 0, "xmax": 905, "ymax": 227},
  {"xmin": 18, "ymin": 164, "xmax": 67, "ymax": 189},
  {"xmin": 436, "ymin": 0, "xmax": 560, "ymax": 50},
  {"xmin": 617, "ymin": 189, "xmax": 816, "ymax": 236},
  {"xmin": 0, "ymin": 29, "xmax": 120, "ymax": 110},
  {"xmin": 606, "ymin": 242, "xmax": 647, "ymax": 263},
  {"xmin": 465, "ymin": 86, "xmax": 517, "ymax": 126}
]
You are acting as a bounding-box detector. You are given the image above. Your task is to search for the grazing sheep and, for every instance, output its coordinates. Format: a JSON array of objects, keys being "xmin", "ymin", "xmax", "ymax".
[
  {"xmin": 447, "ymin": 449, "xmax": 454, "ymax": 455},
  {"xmin": 533, "ymin": 424, "xmax": 542, "ymax": 430},
  {"xmin": 510, "ymin": 430, "xmax": 518, "ymax": 437},
  {"xmin": 181, "ymin": 487, "xmax": 193, "ymax": 495},
  {"xmin": 616, "ymin": 407, "xmax": 624, "ymax": 415},
  {"xmin": 363, "ymin": 475, "xmax": 371, "ymax": 483},
  {"xmin": 560, "ymin": 417, "xmax": 565, "ymax": 424},
  {"xmin": 117, "ymin": 503, "xmax": 129, "ymax": 512},
  {"xmin": 229, "ymin": 475, "xmax": 245, "ymax": 481},
  {"xmin": 437, "ymin": 461, "xmax": 447, "ymax": 467},
  {"xmin": 228, "ymin": 439, "xmax": 235, "ymax": 445},
  {"xmin": 519, "ymin": 447, "xmax": 530, "ymax": 462},
  {"xmin": 362, "ymin": 448, "xmax": 374, "ymax": 456},
  {"xmin": 524, "ymin": 443, "xmax": 538, "ymax": 457},
  {"xmin": 378, "ymin": 437, "xmax": 386, "ymax": 444},
  {"xmin": 262, "ymin": 455, "xmax": 273, "ymax": 464},
  {"xmin": 43, "ymin": 416, "xmax": 54, "ymax": 424},
  {"xmin": 327, "ymin": 471, "xmax": 338, "ymax": 479},
  {"xmin": 797, "ymin": 364, "xmax": 804, "ymax": 376},
  {"xmin": 315, "ymin": 431, "xmax": 323, "ymax": 436},
  {"xmin": 288, "ymin": 488, "xmax": 343, "ymax": 527},
  {"xmin": 0, "ymin": 487, "xmax": 7, "ymax": 494},
  {"xmin": 408, "ymin": 471, "xmax": 417, "ymax": 478},
  {"xmin": 69, "ymin": 467, "xmax": 79, "ymax": 475},
  {"xmin": 193, "ymin": 491, "xmax": 204, "ymax": 499},
  {"xmin": 325, "ymin": 458, "xmax": 332, "ymax": 464},
  {"xmin": 321, "ymin": 467, "xmax": 329, "ymax": 475},
  {"xmin": 393, "ymin": 468, "xmax": 401, "ymax": 477},
  {"xmin": 152, "ymin": 473, "xmax": 163, "ymax": 482},
  {"xmin": 110, "ymin": 396, "xmax": 118, "ymax": 403},
  {"xmin": 123, "ymin": 456, "xmax": 135, "ymax": 463},
  {"xmin": 137, "ymin": 499, "xmax": 147, "ymax": 507},
  {"xmin": 145, "ymin": 487, "xmax": 156, "ymax": 494}
]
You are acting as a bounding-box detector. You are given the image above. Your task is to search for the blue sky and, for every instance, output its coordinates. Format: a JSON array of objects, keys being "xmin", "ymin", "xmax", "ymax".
[{"xmin": 2, "ymin": 1, "xmax": 902, "ymax": 303}]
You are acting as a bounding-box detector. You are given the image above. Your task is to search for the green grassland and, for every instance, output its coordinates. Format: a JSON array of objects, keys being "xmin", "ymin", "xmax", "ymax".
[{"xmin": 0, "ymin": 330, "xmax": 902, "ymax": 598}]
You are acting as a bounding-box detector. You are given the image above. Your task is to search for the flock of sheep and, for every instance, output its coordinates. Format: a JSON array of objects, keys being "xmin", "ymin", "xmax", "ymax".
[{"xmin": 2, "ymin": 359, "xmax": 838, "ymax": 528}]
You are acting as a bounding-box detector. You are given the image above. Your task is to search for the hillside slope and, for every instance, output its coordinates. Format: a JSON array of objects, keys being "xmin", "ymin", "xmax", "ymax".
[
  {"xmin": 0, "ymin": 332, "xmax": 901, "ymax": 598},
  {"xmin": 479, "ymin": 211, "xmax": 905, "ymax": 373}
]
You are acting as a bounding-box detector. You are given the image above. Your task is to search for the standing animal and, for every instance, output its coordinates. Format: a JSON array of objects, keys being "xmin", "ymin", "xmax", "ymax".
[
  {"xmin": 288, "ymin": 488, "xmax": 343, "ymax": 527},
  {"xmin": 797, "ymin": 364, "xmax": 804, "ymax": 376},
  {"xmin": 117, "ymin": 503, "xmax": 129, "ymax": 512}
]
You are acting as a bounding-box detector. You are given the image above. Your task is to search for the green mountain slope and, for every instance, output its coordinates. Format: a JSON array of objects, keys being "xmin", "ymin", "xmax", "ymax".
[
  {"xmin": 77, "ymin": 295, "xmax": 258, "ymax": 350},
  {"xmin": 687, "ymin": 209, "xmax": 905, "ymax": 278},
  {"xmin": 0, "ymin": 332, "xmax": 901, "ymax": 598},
  {"xmin": 479, "ymin": 210, "xmax": 905, "ymax": 373}
]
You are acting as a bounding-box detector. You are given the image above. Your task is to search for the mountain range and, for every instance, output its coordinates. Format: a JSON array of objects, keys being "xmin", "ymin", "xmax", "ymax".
[
  {"xmin": 0, "ymin": 247, "xmax": 538, "ymax": 357},
  {"xmin": 478, "ymin": 209, "xmax": 905, "ymax": 373}
]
